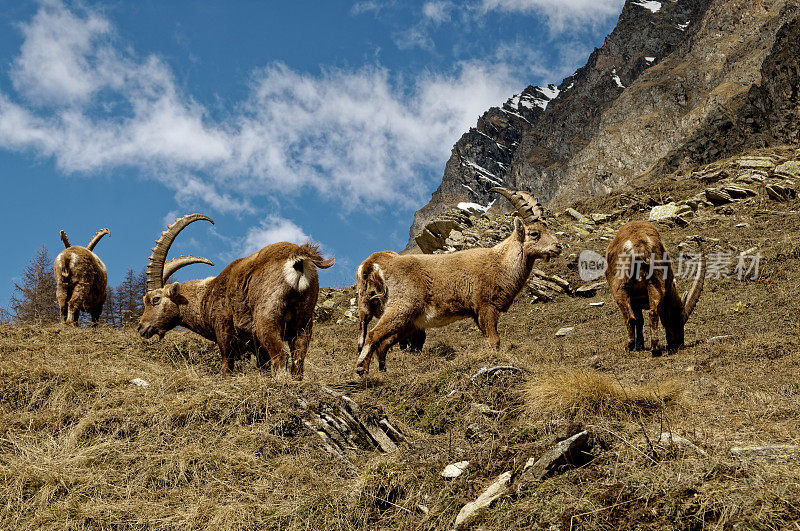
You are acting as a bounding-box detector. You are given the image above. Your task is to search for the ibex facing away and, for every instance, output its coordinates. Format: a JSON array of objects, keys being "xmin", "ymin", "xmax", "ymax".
[
  {"xmin": 54, "ymin": 229, "xmax": 110, "ymax": 326},
  {"xmin": 605, "ymin": 221, "xmax": 706, "ymax": 354},
  {"xmin": 137, "ymin": 214, "xmax": 334, "ymax": 377},
  {"xmin": 355, "ymin": 188, "xmax": 561, "ymax": 375}
]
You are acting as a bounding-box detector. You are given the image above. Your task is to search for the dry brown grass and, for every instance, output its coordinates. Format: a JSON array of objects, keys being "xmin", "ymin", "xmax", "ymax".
[
  {"xmin": 2, "ymin": 147, "xmax": 800, "ymax": 528},
  {"xmin": 524, "ymin": 369, "xmax": 682, "ymax": 418}
]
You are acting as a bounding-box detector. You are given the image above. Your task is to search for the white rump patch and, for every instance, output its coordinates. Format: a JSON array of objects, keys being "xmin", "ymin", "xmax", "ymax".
[{"xmin": 283, "ymin": 258, "xmax": 316, "ymax": 291}]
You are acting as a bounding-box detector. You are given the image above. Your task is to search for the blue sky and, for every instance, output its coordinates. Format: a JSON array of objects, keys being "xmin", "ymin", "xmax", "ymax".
[{"xmin": 0, "ymin": 0, "xmax": 623, "ymax": 307}]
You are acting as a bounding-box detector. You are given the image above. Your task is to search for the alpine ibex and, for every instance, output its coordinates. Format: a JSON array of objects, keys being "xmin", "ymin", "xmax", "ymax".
[
  {"xmin": 137, "ymin": 214, "xmax": 334, "ymax": 377},
  {"xmin": 605, "ymin": 221, "xmax": 705, "ymax": 354},
  {"xmin": 356, "ymin": 250, "xmax": 426, "ymax": 354},
  {"xmin": 355, "ymin": 187, "xmax": 561, "ymax": 375},
  {"xmin": 54, "ymin": 228, "xmax": 110, "ymax": 326}
]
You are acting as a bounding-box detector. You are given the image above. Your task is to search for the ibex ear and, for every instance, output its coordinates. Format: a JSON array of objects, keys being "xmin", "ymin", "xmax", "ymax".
[
  {"xmin": 165, "ymin": 283, "xmax": 180, "ymax": 298},
  {"xmin": 513, "ymin": 217, "xmax": 525, "ymax": 243}
]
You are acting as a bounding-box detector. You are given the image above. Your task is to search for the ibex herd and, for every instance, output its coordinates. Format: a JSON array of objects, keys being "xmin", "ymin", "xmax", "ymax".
[{"xmin": 52, "ymin": 187, "xmax": 707, "ymax": 378}]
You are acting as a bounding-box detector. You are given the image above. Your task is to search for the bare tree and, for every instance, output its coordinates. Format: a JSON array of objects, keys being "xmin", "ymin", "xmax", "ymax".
[
  {"xmin": 116, "ymin": 268, "xmax": 148, "ymax": 327},
  {"xmin": 10, "ymin": 245, "xmax": 59, "ymax": 324}
]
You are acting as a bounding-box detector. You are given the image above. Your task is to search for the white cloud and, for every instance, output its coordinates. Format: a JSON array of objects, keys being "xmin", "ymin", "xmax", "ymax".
[
  {"xmin": 422, "ymin": 1, "xmax": 452, "ymax": 23},
  {"xmin": 480, "ymin": 0, "xmax": 625, "ymax": 31},
  {"xmin": 239, "ymin": 216, "xmax": 312, "ymax": 256},
  {"xmin": 0, "ymin": 1, "xmax": 523, "ymax": 212}
]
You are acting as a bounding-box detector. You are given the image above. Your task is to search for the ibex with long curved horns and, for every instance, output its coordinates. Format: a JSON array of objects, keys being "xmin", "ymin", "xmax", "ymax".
[
  {"xmin": 137, "ymin": 214, "xmax": 334, "ymax": 377},
  {"xmin": 355, "ymin": 187, "xmax": 561, "ymax": 375},
  {"xmin": 54, "ymin": 228, "xmax": 110, "ymax": 326},
  {"xmin": 605, "ymin": 221, "xmax": 706, "ymax": 354}
]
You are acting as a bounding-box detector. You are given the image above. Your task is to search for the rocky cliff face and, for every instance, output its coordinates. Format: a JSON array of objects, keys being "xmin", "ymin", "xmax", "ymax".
[{"xmin": 407, "ymin": 0, "xmax": 800, "ymax": 251}]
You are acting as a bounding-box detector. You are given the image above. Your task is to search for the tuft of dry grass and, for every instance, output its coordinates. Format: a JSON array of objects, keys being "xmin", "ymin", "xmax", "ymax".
[{"xmin": 524, "ymin": 369, "xmax": 683, "ymax": 418}]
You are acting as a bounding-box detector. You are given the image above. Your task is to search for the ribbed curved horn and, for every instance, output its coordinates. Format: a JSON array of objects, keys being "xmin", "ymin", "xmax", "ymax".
[
  {"xmin": 147, "ymin": 213, "xmax": 214, "ymax": 291},
  {"xmin": 86, "ymin": 228, "xmax": 110, "ymax": 251},
  {"xmin": 60, "ymin": 231, "xmax": 71, "ymax": 249},
  {"xmin": 490, "ymin": 187, "xmax": 544, "ymax": 223},
  {"xmin": 163, "ymin": 255, "xmax": 214, "ymax": 284},
  {"xmin": 681, "ymin": 239, "xmax": 706, "ymax": 323}
]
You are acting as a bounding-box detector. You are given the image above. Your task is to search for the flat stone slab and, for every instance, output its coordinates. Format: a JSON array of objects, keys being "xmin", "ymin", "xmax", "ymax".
[
  {"xmin": 453, "ymin": 471, "xmax": 512, "ymax": 529},
  {"xmin": 731, "ymin": 445, "xmax": 800, "ymax": 458},
  {"xmin": 555, "ymin": 327, "xmax": 574, "ymax": 337}
]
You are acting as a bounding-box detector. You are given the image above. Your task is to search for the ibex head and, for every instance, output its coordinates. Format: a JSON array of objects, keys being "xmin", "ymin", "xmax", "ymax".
[
  {"xmin": 491, "ymin": 187, "xmax": 561, "ymax": 261},
  {"xmin": 138, "ymin": 214, "xmax": 214, "ymax": 339}
]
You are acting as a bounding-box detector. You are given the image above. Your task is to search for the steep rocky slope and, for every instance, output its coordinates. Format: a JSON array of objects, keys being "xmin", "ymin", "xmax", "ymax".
[{"xmin": 408, "ymin": 0, "xmax": 800, "ymax": 250}]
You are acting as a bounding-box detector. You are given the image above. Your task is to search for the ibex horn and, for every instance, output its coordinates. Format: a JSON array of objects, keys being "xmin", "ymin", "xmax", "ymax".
[{"xmin": 147, "ymin": 214, "xmax": 214, "ymax": 291}]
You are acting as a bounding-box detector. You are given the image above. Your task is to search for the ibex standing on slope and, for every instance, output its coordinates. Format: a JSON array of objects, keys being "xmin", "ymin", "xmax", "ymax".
[
  {"xmin": 54, "ymin": 228, "xmax": 110, "ymax": 326},
  {"xmin": 137, "ymin": 214, "xmax": 334, "ymax": 377},
  {"xmin": 605, "ymin": 221, "xmax": 706, "ymax": 354},
  {"xmin": 355, "ymin": 188, "xmax": 561, "ymax": 375}
]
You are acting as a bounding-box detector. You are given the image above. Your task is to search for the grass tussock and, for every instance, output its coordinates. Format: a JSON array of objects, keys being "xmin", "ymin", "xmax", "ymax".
[{"xmin": 525, "ymin": 369, "xmax": 683, "ymax": 418}]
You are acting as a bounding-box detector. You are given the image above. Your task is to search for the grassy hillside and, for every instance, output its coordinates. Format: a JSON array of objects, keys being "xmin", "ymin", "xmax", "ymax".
[{"xmin": 2, "ymin": 147, "xmax": 800, "ymax": 529}]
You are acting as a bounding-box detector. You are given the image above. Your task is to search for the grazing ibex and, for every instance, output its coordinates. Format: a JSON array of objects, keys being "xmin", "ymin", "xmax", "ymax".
[
  {"xmin": 605, "ymin": 221, "xmax": 705, "ymax": 354},
  {"xmin": 137, "ymin": 214, "xmax": 334, "ymax": 377},
  {"xmin": 355, "ymin": 187, "xmax": 561, "ymax": 375},
  {"xmin": 54, "ymin": 228, "xmax": 110, "ymax": 326}
]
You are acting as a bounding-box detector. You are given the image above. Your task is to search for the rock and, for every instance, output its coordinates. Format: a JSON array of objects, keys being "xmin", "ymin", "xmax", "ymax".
[
  {"xmin": 766, "ymin": 183, "xmax": 796, "ymax": 201},
  {"xmin": 518, "ymin": 430, "xmax": 591, "ymax": 487},
  {"xmin": 130, "ymin": 378, "xmax": 149, "ymax": 387},
  {"xmin": 737, "ymin": 157, "xmax": 776, "ymax": 169},
  {"xmin": 465, "ymin": 422, "xmax": 494, "ymax": 443},
  {"xmin": 453, "ymin": 471, "xmax": 512, "ymax": 529},
  {"xmin": 321, "ymin": 299, "xmax": 337, "ymax": 309},
  {"xmin": 555, "ymin": 327, "xmax": 574, "ymax": 337},
  {"xmin": 575, "ymin": 282, "xmax": 606, "ymax": 297},
  {"xmin": 649, "ymin": 202, "xmax": 693, "ymax": 222},
  {"xmin": 775, "ymin": 160, "xmax": 800, "ymax": 177},
  {"xmin": 589, "ymin": 301, "xmax": 605, "ymax": 307},
  {"xmin": 705, "ymin": 188, "xmax": 733, "ymax": 205},
  {"xmin": 722, "ymin": 185, "xmax": 757, "ymax": 199},
  {"xmin": 591, "ymin": 213, "xmax": 612, "ymax": 223},
  {"xmin": 349, "ymin": 298, "xmax": 356, "ymax": 307},
  {"xmin": 441, "ymin": 461, "xmax": 470, "ymax": 479},
  {"xmin": 730, "ymin": 445, "xmax": 800, "ymax": 459},
  {"xmin": 471, "ymin": 365, "xmax": 523, "ymax": 386},
  {"xmin": 564, "ymin": 208, "xmax": 592, "ymax": 224},
  {"xmin": 735, "ymin": 223, "xmax": 749, "ymax": 228},
  {"xmin": 658, "ymin": 432, "xmax": 708, "ymax": 456}
]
